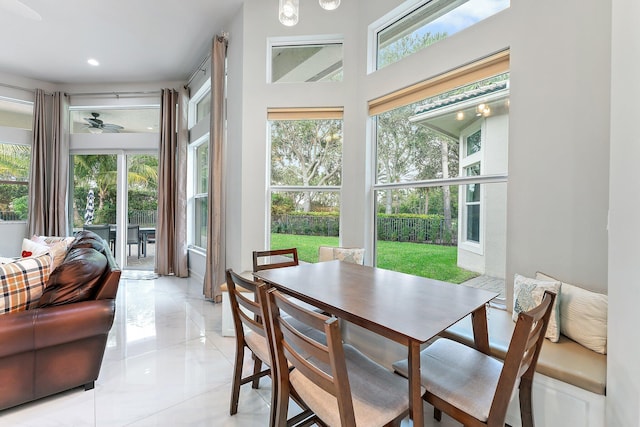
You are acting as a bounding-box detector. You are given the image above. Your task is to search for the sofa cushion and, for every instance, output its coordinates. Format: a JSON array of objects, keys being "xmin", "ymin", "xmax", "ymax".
[
  {"xmin": 0, "ymin": 255, "xmax": 52, "ymax": 315},
  {"xmin": 440, "ymin": 306, "xmax": 607, "ymax": 395},
  {"xmin": 37, "ymin": 247, "xmax": 107, "ymax": 307},
  {"xmin": 513, "ymin": 274, "xmax": 561, "ymax": 342},
  {"xmin": 536, "ymin": 272, "xmax": 607, "ymax": 354}
]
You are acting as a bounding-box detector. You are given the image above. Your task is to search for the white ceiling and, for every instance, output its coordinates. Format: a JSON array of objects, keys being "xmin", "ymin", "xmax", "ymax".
[{"xmin": 0, "ymin": 0, "xmax": 243, "ymax": 85}]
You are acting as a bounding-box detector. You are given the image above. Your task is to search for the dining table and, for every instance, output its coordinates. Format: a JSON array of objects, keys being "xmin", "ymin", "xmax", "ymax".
[{"xmin": 254, "ymin": 259, "xmax": 498, "ymax": 427}]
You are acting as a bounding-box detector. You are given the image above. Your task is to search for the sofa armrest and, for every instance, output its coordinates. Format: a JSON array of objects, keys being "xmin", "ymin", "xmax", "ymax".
[
  {"xmin": 0, "ymin": 310, "xmax": 37, "ymax": 358},
  {"xmin": 34, "ymin": 300, "xmax": 116, "ymax": 349}
]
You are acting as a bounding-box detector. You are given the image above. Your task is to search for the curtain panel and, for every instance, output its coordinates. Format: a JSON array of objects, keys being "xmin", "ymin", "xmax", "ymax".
[
  {"xmin": 27, "ymin": 90, "xmax": 69, "ymax": 237},
  {"xmin": 203, "ymin": 34, "xmax": 228, "ymax": 301},
  {"xmin": 27, "ymin": 89, "xmax": 48, "ymax": 236},
  {"xmin": 156, "ymin": 89, "xmax": 189, "ymax": 277}
]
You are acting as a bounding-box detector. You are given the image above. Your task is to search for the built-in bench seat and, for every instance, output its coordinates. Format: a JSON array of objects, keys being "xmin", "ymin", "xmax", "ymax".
[
  {"xmin": 440, "ymin": 305, "xmax": 606, "ymax": 427},
  {"xmin": 441, "ymin": 305, "xmax": 606, "ymax": 395}
]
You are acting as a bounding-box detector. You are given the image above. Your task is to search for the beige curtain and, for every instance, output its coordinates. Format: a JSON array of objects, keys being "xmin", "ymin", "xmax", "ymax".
[
  {"xmin": 27, "ymin": 89, "xmax": 48, "ymax": 236},
  {"xmin": 47, "ymin": 92, "xmax": 69, "ymax": 236},
  {"xmin": 156, "ymin": 89, "xmax": 189, "ymax": 277},
  {"xmin": 203, "ymin": 34, "xmax": 228, "ymax": 301}
]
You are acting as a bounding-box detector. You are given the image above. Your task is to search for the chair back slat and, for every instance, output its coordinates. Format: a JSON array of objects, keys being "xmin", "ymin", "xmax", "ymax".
[
  {"xmin": 253, "ymin": 248, "xmax": 299, "ymax": 272},
  {"xmin": 489, "ymin": 290, "xmax": 556, "ymax": 424}
]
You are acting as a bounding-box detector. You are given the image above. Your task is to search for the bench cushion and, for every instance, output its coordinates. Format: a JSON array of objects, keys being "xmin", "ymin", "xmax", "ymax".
[{"xmin": 440, "ymin": 306, "xmax": 606, "ymax": 395}]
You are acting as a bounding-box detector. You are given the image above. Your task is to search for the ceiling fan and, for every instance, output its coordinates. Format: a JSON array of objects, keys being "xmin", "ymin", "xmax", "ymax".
[{"xmin": 83, "ymin": 113, "xmax": 124, "ymax": 134}]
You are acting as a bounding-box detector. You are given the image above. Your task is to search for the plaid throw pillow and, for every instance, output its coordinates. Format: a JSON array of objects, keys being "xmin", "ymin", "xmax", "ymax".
[{"xmin": 0, "ymin": 254, "xmax": 52, "ymax": 315}]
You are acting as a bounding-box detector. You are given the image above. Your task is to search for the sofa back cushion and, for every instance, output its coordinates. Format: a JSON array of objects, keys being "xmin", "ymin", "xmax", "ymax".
[
  {"xmin": 0, "ymin": 254, "xmax": 52, "ymax": 315},
  {"xmin": 37, "ymin": 247, "xmax": 107, "ymax": 308}
]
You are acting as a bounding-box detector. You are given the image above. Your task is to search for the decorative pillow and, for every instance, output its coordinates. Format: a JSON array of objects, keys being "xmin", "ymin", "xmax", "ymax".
[
  {"xmin": 332, "ymin": 248, "xmax": 365, "ymax": 265},
  {"xmin": 47, "ymin": 241, "xmax": 68, "ymax": 272},
  {"xmin": 536, "ymin": 272, "xmax": 607, "ymax": 354},
  {"xmin": 512, "ymin": 274, "xmax": 561, "ymax": 342},
  {"xmin": 32, "ymin": 235, "xmax": 75, "ymax": 247},
  {"xmin": 0, "ymin": 254, "xmax": 52, "ymax": 314},
  {"xmin": 21, "ymin": 238, "xmax": 51, "ymax": 259}
]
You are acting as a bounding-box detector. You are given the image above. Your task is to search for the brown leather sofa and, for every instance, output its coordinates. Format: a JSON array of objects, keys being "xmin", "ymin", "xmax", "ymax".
[{"xmin": 0, "ymin": 231, "xmax": 121, "ymax": 411}]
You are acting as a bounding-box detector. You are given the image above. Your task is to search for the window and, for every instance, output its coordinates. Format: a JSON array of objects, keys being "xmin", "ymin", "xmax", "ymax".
[
  {"xmin": 190, "ymin": 138, "xmax": 209, "ymax": 250},
  {"xmin": 373, "ymin": 0, "xmax": 510, "ymax": 70},
  {"xmin": 0, "ymin": 97, "xmax": 32, "ymax": 221},
  {"xmin": 370, "ymin": 53, "xmax": 509, "ymax": 293},
  {"xmin": 69, "ymin": 107, "xmax": 160, "ymax": 134},
  {"xmin": 268, "ymin": 108, "xmax": 343, "ymax": 261},
  {"xmin": 0, "ymin": 97, "xmax": 32, "ymax": 130},
  {"xmin": 269, "ymin": 39, "xmax": 343, "ymax": 83},
  {"xmin": 196, "ymin": 92, "xmax": 211, "ymax": 124},
  {"xmin": 0, "ymin": 142, "xmax": 30, "ymax": 220}
]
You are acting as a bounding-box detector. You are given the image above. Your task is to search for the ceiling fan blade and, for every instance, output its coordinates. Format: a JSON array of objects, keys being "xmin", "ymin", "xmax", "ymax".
[
  {"xmin": 102, "ymin": 123, "xmax": 124, "ymax": 130},
  {"xmin": 0, "ymin": 0, "xmax": 42, "ymax": 21}
]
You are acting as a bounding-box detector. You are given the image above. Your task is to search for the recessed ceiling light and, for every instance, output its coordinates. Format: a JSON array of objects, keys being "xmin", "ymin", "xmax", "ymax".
[{"xmin": 87, "ymin": 58, "xmax": 100, "ymax": 66}]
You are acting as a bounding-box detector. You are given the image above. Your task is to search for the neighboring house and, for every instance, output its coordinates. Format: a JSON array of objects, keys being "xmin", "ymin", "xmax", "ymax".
[{"xmin": 410, "ymin": 79, "xmax": 509, "ymax": 278}]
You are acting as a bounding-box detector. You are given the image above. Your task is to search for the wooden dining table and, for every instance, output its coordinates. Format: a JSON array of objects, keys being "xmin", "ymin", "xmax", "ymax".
[{"xmin": 254, "ymin": 259, "xmax": 498, "ymax": 426}]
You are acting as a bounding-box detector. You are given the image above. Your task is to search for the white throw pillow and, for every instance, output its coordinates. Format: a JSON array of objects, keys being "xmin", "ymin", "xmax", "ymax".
[
  {"xmin": 21, "ymin": 238, "xmax": 51, "ymax": 259},
  {"xmin": 513, "ymin": 274, "xmax": 561, "ymax": 342},
  {"xmin": 536, "ymin": 272, "xmax": 607, "ymax": 354}
]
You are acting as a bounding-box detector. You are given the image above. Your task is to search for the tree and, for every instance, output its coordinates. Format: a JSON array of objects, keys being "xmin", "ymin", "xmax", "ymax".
[{"xmin": 271, "ymin": 119, "xmax": 342, "ymax": 212}]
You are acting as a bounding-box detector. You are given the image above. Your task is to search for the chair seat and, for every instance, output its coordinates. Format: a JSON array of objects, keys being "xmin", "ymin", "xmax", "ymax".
[
  {"xmin": 244, "ymin": 331, "xmax": 271, "ymax": 364},
  {"xmin": 293, "ymin": 344, "xmax": 409, "ymax": 427},
  {"xmin": 393, "ymin": 338, "xmax": 504, "ymax": 422}
]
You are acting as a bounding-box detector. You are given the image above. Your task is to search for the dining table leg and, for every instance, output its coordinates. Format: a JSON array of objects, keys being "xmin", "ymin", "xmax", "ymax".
[
  {"xmin": 407, "ymin": 340, "xmax": 423, "ymax": 426},
  {"xmin": 471, "ymin": 303, "xmax": 491, "ymax": 355}
]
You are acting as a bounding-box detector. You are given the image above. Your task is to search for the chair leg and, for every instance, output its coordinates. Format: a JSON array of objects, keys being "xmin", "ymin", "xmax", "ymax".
[
  {"xmin": 434, "ymin": 407, "xmax": 442, "ymax": 421},
  {"xmin": 251, "ymin": 355, "xmax": 263, "ymax": 389},
  {"xmin": 230, "ymin": 345, "xmax": 245, "ymax": 415},
  {"xmin": 519, "ymin": 377, "xmax": 534, "ymax": 427}
]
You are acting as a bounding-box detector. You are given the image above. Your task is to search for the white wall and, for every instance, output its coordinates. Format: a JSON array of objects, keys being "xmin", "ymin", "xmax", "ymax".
[{"xmin": 608, "ymin": 0, "xmax": 640, "ymax": 424}]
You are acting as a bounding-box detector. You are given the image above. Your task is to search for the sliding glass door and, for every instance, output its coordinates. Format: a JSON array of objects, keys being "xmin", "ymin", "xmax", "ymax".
[{"xmin": 71, "ymin": 152, "xmax": 158, "ymax": 270}]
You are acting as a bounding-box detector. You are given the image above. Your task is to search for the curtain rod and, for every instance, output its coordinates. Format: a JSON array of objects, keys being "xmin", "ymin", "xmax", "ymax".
[
  {"xmin": 185, "ymin": 31, "xmax": 228, "ymax": 87},
  {"xmin": 186, "ymin": 53, "xmax": 211, "ymax": 87},
  {"xmin": 66, "ymin": 90, "xmax": 162, "ymax": 97},
  {"xmin": 0, "ymin": 82, "xmax": 53, "ymax": 96}
]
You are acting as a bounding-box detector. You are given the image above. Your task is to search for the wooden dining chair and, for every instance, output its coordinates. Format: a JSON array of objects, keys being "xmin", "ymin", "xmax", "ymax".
[
  {"xmin": 265, "ymin": 287, "xmax": 410, "ymax": 427},
  {"xmin": 226, "ymin": 269, "xmax": 318, "ymax": 427},
  {"xmin": 226, "ymin": 269, "xmax": 275, "ymax": 421},
  {"xmin": 393, "ymin": 290, "xmax": 556, "ymax": 427},
  {"xmin": 252, "ymin": 248, "xmax": 299, "ymax": 272}
]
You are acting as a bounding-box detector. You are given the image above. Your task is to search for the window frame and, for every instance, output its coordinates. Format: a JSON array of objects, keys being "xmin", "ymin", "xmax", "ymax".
[
  {"xmin": 267, "ymin": 107, "xmax": 344, "ymax": 250},
  {"xmin": 369, "ymin": 54, "xmax": 509, "ymax": 276},
  {"xmin": 267, "ymin": 35, "xmax": 344, "ymax": 84},
  {"xmin": 188, "ymin": 134, "xmax": 209, "ymax": 251}
]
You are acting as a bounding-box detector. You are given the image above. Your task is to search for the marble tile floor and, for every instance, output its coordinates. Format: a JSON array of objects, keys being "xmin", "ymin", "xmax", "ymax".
[{"xmin": 0, "ymin": 274, "xmax": 463, "ymax": 427}]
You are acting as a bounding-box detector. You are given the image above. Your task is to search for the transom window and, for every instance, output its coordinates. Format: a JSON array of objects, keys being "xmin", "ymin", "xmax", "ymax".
[
  {"xmin": 269, "ymin": 39, "xmax": 343, "ymax": 83},
  {"xmin": 373, "ymin": 0, "xmax": 510, "ymax": 70}
]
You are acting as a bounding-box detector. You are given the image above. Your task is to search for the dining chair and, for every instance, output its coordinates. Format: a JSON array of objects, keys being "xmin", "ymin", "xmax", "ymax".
[
  {"xmin": 252, "ymin": 248, "xmax": 299, "ymax": 272},
  {"xmin": 318, "ymin": 246, "xmax": 365, "ymax": 265},
  {"xmin": 127, "ymin": 224, "xmax": 141, "ymax": 258},
  {"xmin": 265, "ymin": 287, "xmax": 410, "ymax": 427},
  {"xmin": 82, "ymin": 224, "xmax": 112, "ymax": 251},
  {"xmin": 226, "ymin": 269, "xmax": 321, "ymax": 427},
  {"xmin": 226, "ymin": 269, "xmax": 276, "ymax": 424},
  {"xmin": 392, "ymin": 290, "xmax": 556, "ymax": 427}
]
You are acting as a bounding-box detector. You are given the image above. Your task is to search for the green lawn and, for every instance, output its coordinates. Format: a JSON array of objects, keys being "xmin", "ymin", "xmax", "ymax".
[{"xmin": 270, "ymin": 233, "xmax": 478, "ymax": 284}]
